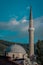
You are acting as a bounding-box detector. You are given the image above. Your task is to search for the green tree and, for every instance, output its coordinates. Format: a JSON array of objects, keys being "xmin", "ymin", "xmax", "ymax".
[{"xmin": 36, "ymin": 40, "xmax": 43, "ymax": 65}]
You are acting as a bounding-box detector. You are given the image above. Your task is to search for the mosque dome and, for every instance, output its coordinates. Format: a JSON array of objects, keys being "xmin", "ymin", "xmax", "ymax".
[{"xmin": 5, "ymin": 44, "xmax": 26, "ymax": 54}]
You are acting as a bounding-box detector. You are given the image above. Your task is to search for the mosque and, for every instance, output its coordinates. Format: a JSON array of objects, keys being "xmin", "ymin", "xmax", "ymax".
[
  {"xmin": 5, "ymin": 44, "xmax": 27, "ymax": 59},
  {"xmin": 4, "ymin": 7, "xmax": 38, "ymax": 65}
]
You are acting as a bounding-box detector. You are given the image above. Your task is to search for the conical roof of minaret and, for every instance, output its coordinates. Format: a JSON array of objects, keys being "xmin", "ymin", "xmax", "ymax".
[
  {"xmin": 29, "ymin": 6, "xmax": 32, "ymax": 20},
  {"xmin": 29, "ymin": 6, "xmax": 33, "ymax": 28}
]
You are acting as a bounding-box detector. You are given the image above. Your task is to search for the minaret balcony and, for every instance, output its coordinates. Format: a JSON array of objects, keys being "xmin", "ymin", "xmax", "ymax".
[{"xmin": 28, "ymin": 28, "xmax": 35, "ymax": 31}]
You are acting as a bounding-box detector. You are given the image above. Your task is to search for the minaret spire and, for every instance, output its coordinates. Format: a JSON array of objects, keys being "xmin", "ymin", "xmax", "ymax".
[
  {"xmin": 29, "ymin": 7, "xmax": 35, "ymax": 58},
  {"xmin": 29, "ymin": 6, "xmax": 32, "ymax": 20},
  {"xmin": 29, "ymin": 6, "xmax": 33, "ymax": 28}
]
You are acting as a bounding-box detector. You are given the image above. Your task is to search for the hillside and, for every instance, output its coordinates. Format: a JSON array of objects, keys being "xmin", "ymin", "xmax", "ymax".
[{"xmin": 0, "ymin": 40, "xmax": 29, "ymax": 55}]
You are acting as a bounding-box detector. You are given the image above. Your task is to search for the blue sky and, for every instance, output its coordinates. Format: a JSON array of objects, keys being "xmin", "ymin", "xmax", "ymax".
[{"xmin": 0, "ymin": 0, "xmax": 43, "ymax": 43}]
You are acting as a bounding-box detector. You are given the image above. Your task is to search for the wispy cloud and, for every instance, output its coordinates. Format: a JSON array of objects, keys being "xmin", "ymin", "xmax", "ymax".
[
  {"xmin": 26, "ymin": 6, "xmax": 30, "ymax": 10},
  {"xmin": 21, "ymin": 17, "xmax": 28, "ymax": 23},
  {"xmin": 0, "ymin": 17, "xmax": 28, "ymax": 31},
  {"xmin": 0, "ymin": 16, "xmax": 43, "ymax": 42}
]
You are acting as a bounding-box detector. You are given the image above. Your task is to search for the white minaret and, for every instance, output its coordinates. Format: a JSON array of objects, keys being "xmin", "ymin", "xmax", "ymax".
[{"xmin": 29, "ymin": 7, "xmax": 35, "ymax": 57}]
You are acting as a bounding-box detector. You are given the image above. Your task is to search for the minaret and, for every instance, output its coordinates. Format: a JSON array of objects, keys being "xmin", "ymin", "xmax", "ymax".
[{"xmin": 29, "ymin": 7, "xmax": 35, "ymax": 57}]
